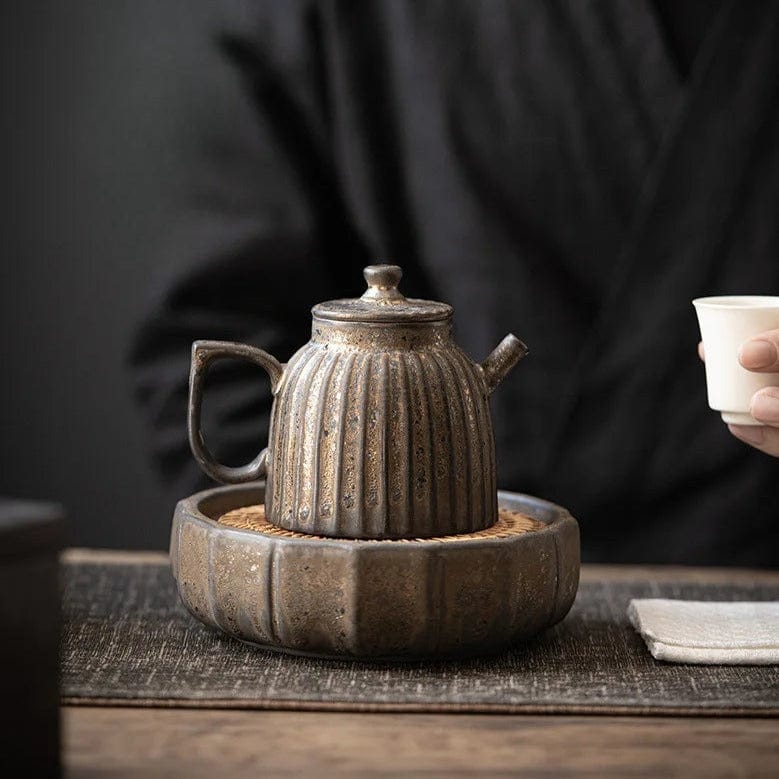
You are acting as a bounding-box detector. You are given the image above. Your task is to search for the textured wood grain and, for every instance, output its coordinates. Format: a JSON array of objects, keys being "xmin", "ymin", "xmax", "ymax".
[{"xmin": 64, "ymin": 707, "xmax": 779, "ymax": 779}]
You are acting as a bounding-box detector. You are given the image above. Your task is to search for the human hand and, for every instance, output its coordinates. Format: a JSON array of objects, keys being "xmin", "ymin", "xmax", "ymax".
[{"xmin": 699, "ymin": 331, "xmax": 779, "ymax": 456}]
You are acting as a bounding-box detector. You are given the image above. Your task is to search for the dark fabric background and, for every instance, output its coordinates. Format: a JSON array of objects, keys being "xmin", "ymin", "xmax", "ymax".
[
  {"xmin": 0, "ymin": 2, "xmax": 245, "ymax": 548},
  {"xmin": 130, "ymin": 1, "xmax": 779, "ymax": 565},
  {"xmin": 2, "ymin": 2, "xmax": 778, "ymax": 562}
]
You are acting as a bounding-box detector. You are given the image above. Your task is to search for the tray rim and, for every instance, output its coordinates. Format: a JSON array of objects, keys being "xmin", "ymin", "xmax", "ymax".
[
  {"xmin": 170, "ymin": 483, "xmax": 580, "ymax": 659},
  {"xmin": 173, "ymin": 483, "xmax": 577, "ymax": 552}
]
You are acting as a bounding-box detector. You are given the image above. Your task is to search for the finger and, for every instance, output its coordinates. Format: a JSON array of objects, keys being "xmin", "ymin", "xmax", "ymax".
[
  {"xmin": 697, "ymin": 341, "xmax": 705, "ymax": 362},
  {"xmin": 738, "ymin": 329, "xmax": 779, "ymax": 372},
  {"xmin": 728, "ymin": 423, "xmax": 779, "ymax": 457},
  {"xmin": 751, "ymin": 387, "xmax": 779, "ymax": 426}
]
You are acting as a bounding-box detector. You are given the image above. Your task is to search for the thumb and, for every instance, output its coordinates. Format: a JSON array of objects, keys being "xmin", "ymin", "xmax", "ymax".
[{"xmin": 739, "ymin": 330, "xmax": 779, "ymax": 373}]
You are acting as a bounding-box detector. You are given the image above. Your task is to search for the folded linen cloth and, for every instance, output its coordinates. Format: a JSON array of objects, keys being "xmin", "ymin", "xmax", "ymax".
[{"xmin": 628, "ymin": 599, "xmax": 779, "ymax": 665}]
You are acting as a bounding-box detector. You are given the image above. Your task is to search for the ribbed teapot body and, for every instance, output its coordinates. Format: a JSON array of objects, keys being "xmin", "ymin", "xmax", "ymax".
[{"xmin": 265, "ymin": 321, "xmax": 498, "ymax": 538}]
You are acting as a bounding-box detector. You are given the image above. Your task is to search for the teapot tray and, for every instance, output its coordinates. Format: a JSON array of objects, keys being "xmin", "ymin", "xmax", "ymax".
[{"xmin": 171, "ymin": 484, "xmax": 579, "ymax": 660}]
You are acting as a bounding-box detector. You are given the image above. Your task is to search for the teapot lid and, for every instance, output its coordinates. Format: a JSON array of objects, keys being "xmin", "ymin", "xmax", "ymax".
[{"xmin": 312, "ymin": 265, "xmax": 453, "ymax": 323}]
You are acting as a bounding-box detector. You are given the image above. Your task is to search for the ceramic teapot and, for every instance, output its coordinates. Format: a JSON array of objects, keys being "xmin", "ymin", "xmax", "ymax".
[{"xmin": 188, "ymin": 264, "xmax": 527, "ymax": 539}]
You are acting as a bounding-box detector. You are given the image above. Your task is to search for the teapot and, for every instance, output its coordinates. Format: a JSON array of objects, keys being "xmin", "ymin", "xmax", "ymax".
[{"xmin": 188, "ymin": 264, "xmax": 527, "ymax": 539}]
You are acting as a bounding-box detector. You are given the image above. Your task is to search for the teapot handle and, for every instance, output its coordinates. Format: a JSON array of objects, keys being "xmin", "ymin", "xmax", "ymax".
[{"xmin": 188, "ymin": 340, "xmax": 284, "ymax": 484}]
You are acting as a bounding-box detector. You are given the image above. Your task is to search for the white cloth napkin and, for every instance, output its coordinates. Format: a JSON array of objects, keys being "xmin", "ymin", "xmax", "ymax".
[{"xmin": 628, "ymin": 599, "xmax": 779, "ymax": 665}]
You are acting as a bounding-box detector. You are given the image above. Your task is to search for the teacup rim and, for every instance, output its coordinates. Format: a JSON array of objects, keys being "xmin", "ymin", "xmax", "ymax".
[{"xmin": 692, "ymin": 295, "xmax": 779, "ymax": 310}]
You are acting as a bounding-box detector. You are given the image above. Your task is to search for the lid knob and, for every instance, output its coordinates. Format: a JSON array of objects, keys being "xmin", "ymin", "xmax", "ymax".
[{"xmin": 361, "ymin": 264, "xmax": 405, "ymax": 302}]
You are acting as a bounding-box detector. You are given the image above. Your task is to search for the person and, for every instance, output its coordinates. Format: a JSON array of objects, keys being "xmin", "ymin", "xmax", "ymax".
[
  {"xmin": 131, "ymin": 0, "xmax": 779, "ymax": 565},
  {"xmin": 711, "ymin": 340, "xmax": 779, "ymax": 458}
]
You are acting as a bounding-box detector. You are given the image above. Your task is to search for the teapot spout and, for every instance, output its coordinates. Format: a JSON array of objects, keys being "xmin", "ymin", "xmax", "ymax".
[{"xmin": 481, "ymin": 334, "xmax": 528, "ymax": 395}]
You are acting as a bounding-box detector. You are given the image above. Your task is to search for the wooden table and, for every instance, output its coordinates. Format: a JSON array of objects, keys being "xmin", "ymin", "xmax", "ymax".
[{"xmin": 63, "ymin": 554, "xmax": 779, "ymax": 778}]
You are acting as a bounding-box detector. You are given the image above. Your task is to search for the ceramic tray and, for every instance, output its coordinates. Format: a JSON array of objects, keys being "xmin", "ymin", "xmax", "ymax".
[{"xmin": 170, "ymin": 484, "xmax": 579, "ymax": 660}]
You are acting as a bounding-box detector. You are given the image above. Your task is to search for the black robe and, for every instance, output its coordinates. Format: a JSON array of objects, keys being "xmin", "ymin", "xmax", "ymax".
[{"xmin": 132, "ymin": 0, "xmax": 779, "ymax": 565}]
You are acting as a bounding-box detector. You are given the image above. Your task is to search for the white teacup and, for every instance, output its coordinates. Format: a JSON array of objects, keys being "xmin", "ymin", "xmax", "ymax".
[{"xmin": 693, "ymin": 296, "xmax": 779, "ymax": 426}]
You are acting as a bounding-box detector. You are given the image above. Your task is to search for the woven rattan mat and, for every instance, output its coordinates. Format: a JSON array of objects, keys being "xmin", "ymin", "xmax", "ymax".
[
  {"xmin": 218, "ymin": 504, "xmax": 544, "ymax": 539},
  {"xmin": 61, "ymin": 557, "xmax": 779, "ymax": 715}
]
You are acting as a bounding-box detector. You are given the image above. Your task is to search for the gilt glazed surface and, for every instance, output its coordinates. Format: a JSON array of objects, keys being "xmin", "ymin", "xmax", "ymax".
[
  {"xmin": 187, "ymin": 264, "xmax": 527, "ymax": 539},
  {"xmin": 170, "ymin": 484, "xmax": 581, "ymax": 660},
  {"xmin": 265, "ymin": 326, "xmax": 498, "ymax": 538}
]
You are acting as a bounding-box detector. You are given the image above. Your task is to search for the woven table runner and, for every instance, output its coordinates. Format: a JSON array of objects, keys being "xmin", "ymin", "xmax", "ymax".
[{"xmin": 61, "ymin": 555, "xmax": 779, "ymax": 716}]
